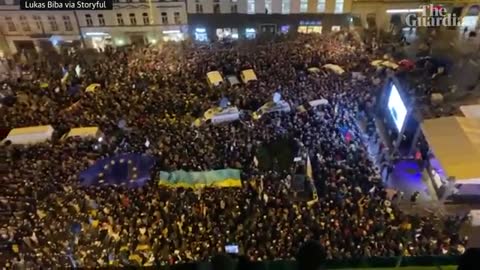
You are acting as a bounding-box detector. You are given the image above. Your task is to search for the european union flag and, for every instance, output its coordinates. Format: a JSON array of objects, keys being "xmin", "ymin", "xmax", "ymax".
[{"xmin": 79, "ymin": 153, "xmax": 156, "ymax": 188}]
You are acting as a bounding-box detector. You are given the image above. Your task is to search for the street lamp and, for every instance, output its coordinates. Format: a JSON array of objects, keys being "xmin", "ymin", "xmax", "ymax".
[{"xmin": 73, "ymin": 11, "xmax": 86, "ymax": 48}]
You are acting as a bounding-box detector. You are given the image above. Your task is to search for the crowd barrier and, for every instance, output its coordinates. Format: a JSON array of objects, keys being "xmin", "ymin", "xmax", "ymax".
[{"xmin": 144, "ymin": 256, "xmax": 459, "ymax": 269}]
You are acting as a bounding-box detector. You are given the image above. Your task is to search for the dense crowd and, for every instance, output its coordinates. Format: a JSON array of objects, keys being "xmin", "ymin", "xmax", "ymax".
[{"xmin": 1, "ymin": 33, "xmax": 467, "ymax": 268}]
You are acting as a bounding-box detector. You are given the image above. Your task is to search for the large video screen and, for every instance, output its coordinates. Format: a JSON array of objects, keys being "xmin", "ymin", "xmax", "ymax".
[{"xmin": 387, "ymin": 84, "xmax": 408, "ymax": 132}]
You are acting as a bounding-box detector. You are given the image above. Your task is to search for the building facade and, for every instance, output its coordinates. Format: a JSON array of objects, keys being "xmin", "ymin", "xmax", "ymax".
[
  {"xmin": 0, "ymin": 0, "xmax": 187, "ymax": 54},
  {"xmin": 76, "ymin": 0, "xmax": 188, "ymax": 49},
  {"xmin": 186, "ymin": 0, "xmax": 354, "ymax": 40},
  {"xmin": 350, "ymin": 0, "xmax": 480, "ymax": 32},
  {"xmin": 0, "ymin": 0, "xmax": 81, "ymax": 55}
]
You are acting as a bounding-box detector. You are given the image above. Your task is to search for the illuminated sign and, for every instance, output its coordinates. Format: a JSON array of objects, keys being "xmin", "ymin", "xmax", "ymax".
[{"xmin": 85, "ymin": 32, "xmax": 109, "ymax": 36}]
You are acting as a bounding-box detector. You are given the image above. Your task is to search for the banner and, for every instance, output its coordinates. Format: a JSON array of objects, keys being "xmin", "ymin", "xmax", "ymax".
[
  {"xmin": 253, "ymin": 100, "xmax": 291, "ymax": 120},
  {"xmin": 159, "ymin": 169, "xmax": 241, "ymax": 188},
  {"xmin": 193, "ymin": 106, "xmax": 240, "ymax": 127},
  {"xmin": 306, "ymin": 155, "xmax": 318, "ymax": 206},
  {"xmin": 79, "ymin": 153, "xmax": 155, "ymax": 188}
]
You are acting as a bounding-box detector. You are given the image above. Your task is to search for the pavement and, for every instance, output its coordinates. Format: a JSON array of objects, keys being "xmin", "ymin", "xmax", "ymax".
[
  {"xmin": 358, "ymin": 114, "xmax": 480, "ymax": 249},
  {"xmin": 358, "ymin": 114, "xmax": 434, "ymax": 203},
  {"xmin": 375, "ymin": 29, "xmax": 480, "ymax": 248}
]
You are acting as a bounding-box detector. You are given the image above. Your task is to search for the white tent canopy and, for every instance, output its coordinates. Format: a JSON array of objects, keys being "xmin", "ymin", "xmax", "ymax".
[
  {"xmin": 194, "ymin": 106, "xmax": 240, "ymax": 126},
  {"xmin": 460, "ymin": 104, "xmax": 480, "ymax": 119},
  {"xmin": 241, "ymin": 69, "xmax": 257, "ymax": 83},
  {"xmin": 210, "ymin": 107, "xmax": 240, "ymax": 124},
  {"xmin": 226, "ymin": 75, "xmax": 240, "ymax": 86},
  {"xmin": 62, "ymin": 127, "xmax": 103, "ymax": 140},
  {"xmin": 471, "ymin": 210, "xmax": 480, "ymax": 226},
  {"xmin": 253, "ymin": 100, "xmax": 291, "ymax": 119},
  {"xmin": 206, "ymin": 71, "xmax": 224, "ymax": 87},
  {"xmin": 421, "ymin": 116, "xmax": 480, "ymax": 184},
  {"xmin": 309, "ymin": 99, "xmax": 329, "ymax": 107},
  {"xmin": 322, "ymin": 64, "xmax": 345, "ymax": 75},
  {"xmin": 2, "ymin": 125, "xmax": 54, "ymax": 145}
]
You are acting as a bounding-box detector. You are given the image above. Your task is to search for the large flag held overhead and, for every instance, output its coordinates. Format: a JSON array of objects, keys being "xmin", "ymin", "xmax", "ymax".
[
  {"xmin": 79, "ymin": 153, "xmax": 156, "ymax": 188},
  {"xmin": 159, "ymin": 169, "xmax": 241, "ymax": 188},
  {"xmin": 306, "ymin": 155, "xmax": 313, "ymax": 180},
  {"xmin": 252, "ymin": 101, "xmax": 291, "ymax": 120},
  {"xmin": 193, "ymin": 106, "xmax": 240, "ymax": 127},
  {"xmin": 306, "ymin": 155, "xmax": 318, "ymax": 206}
]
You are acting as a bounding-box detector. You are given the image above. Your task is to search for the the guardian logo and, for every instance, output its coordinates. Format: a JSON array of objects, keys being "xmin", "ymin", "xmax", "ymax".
[{"xmin": 406, "ymin": 5, "xmax": 461, "ymax": 27}]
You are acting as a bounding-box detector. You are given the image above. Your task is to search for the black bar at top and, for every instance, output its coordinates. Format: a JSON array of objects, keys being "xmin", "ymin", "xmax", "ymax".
[{"xmin": 20, "ymin": 0, "xmax": 113, "ymax": 10}]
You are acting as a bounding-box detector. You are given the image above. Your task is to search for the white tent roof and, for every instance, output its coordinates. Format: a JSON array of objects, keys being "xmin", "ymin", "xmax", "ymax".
[
  {"xmin": 3, "ymin": 125, "xmax": 54, "ymax": 145},
  {"xmin": 62, "ymin": 127, "xmax": 101, "ymax": 140},
  {"xmin": 226, "ymin": 75, "xmax": 240, "ymax": 85},
  {"xmin": 460, "ymin": 104, "xmax": 480, "ymax": 119},
  {"xmin": 309, "ymin": 99, "xmax": 329, "ymax": 107},
  {"xmin": 206, "ymin": 71, "xmax": 223, "ymax": 87},
  {"xmin": 241, "ymin": 69, "xmax": 257, "ymax": 83},
  {"xmin": 421, "ymin": 116, "xmax": 480, "ymax": 183}
]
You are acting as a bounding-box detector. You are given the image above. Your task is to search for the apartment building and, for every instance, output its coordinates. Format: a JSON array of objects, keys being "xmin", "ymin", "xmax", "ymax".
[
  {"xmin": 76, "ymin": 0, "xmax": 188, "ymax": 50},
  {"xmin": 0, "ymin": 0, "xmax": 81, "ymax": 54},
  {"xmin": 186, "ymin": 0, "xmax": 354, "ymax": 41},
  {"xmin": 0, "ymin": 0, "xmax": 187, "ymax": 54}
]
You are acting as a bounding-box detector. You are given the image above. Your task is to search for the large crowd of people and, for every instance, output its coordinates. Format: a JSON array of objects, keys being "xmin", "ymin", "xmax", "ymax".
[{"xmin": 1, "ymin": 33, "xmax": 468, "ymax": 268}]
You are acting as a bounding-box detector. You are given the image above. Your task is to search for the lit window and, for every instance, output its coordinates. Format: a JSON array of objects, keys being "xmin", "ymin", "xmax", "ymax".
[
  {"xmin": 161, "ymin": 12, "xmax": 168, "ymax": 24},
  {"xmin": 300, "ymin": 0, "xmax": 308, "ymax": 13},
  {"xmin": 317, "ymin": 0, "xmax": 325, "ymax": 12},
  {"xmin": 246, "ymin": 28, "xmax": 256, "ymax": 39},
  {"xmin": 232, "ymin": 28, "xmax": 238, "ymax": 39},
  {"xmin": 19, "ymin": 16, "xmax": 30, "ymax": 32},
  {"xmin": 265, "ymin": 0, "xmax": 271, "ymax": 13},
  {"xmin": 48, "ymin": 16, "xmax": 58, "ymax": 31},
  {"xmin": 85, "ymin": 14, "xmax": 93, "ymax": 26},
  {"xmin": 280, "ymin": 25, "xmax": 289, "ymax": 33},
  {"xmin": 129, "ymin": 13, "xmax": 136, "ymax": 25},
  {"xmin": 33, "ymin": 16, "xmax": 43, "ymax": 31},
  {"xmin": 281, "ymin": 0, "xmax": 290, "ymax": 14},
  {"xmin": 117, "ymin": 13, "xmax": 124, "ymax": 25},
  {"xmin": 142, "ymin": 13, "xmax": 150, "ymax": 25},
  {"xmin": 247, "ymin": 0, "xmax": 255, "ymax": 14},
  {"xmin": 5, "ymin": 16, "xmax": 16, "ymax": 32},
  {"xmin": 63, "ymin": 16, "xmax": 73, "ymax": 31},
  {"xmin": 334, "ymin": 0, "xmax": 344, "ymax": 13},
  {"xmin": 98, "ymin": 14, "xmax": 105, "ymax": 26},
  {"xmin": 196, "ymin": 3, "xmax": 203, "ymax": 13}
]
